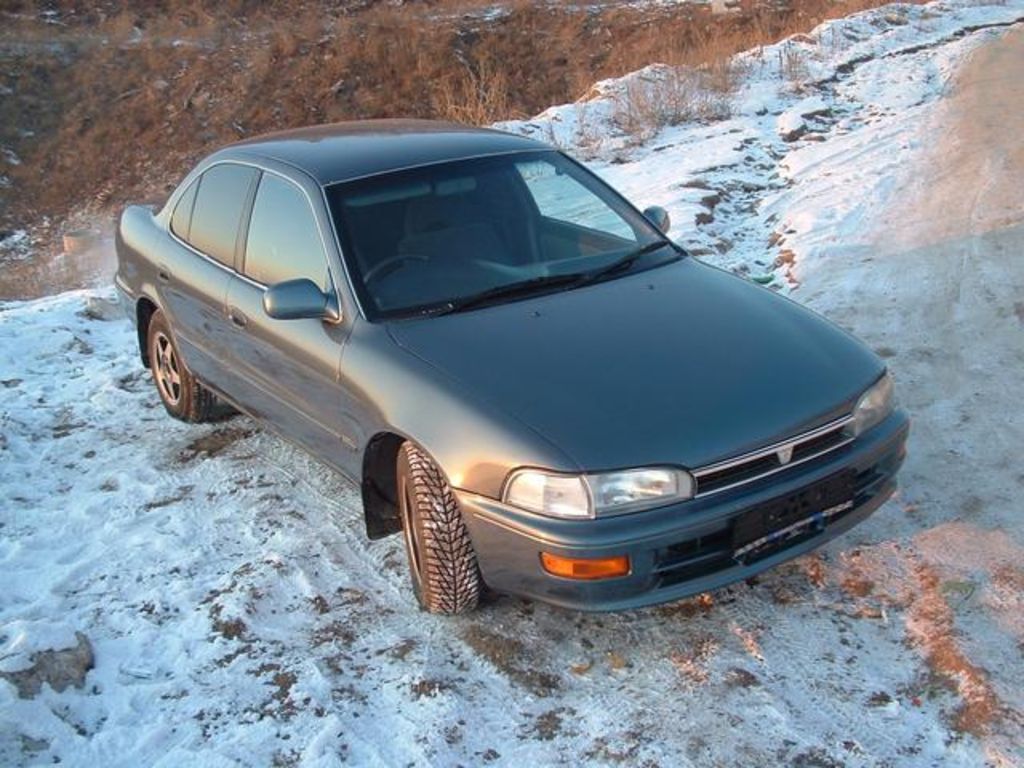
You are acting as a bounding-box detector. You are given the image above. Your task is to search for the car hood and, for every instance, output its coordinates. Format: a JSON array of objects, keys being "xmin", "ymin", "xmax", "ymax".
[{"xmin": 387, "ymin": 258, "xmax": 884, "ymax": 472}]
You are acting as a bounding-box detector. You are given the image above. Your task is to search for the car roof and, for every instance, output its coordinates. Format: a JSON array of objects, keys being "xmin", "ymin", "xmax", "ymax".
[{"xmin": 213, "ymin": 119, "xmax": 553, "ymax": 186}]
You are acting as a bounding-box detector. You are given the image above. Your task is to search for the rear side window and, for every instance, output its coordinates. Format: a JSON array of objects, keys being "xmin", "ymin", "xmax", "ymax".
[
  {"xmin": 170, "ymin": 178, "xmax": 199, "ymax": 239},
  {"xmin": 244, "ymin": 174, "xmax": 328, "ymax": 290},
  {"xmin": 188, "ymin": 164, "xmax": 258, "ymax": 266}
]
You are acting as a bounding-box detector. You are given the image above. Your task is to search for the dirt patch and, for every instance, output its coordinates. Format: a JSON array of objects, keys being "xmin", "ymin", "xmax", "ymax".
[
  {"xmin": 179, "ymin": 426, "xmax": 254, "ymax": 462},
  {"xmin": 310, "ymin": 621, "xmax": 356, "ymax": 648},
  {"xmin": 410, "ymin": 678, "xmax": 451, "ymax": 700},
  {"xmin": 386, "ymin": 638, "xmax": 418, "ymax": 661},
  {"xmin": 143, "ymin": 484, "xmax": 193, "ymax": 510},
  {"xmin": 523, "ymin": 708, "xmax": 573, "ymax": 741},
  {"xmin": 832, "ymin": 542, "xmax": 1007, "ymax": 737},
  {"xmin": 669, "ymin": 635, "xmax": 719, "ymax": 686},
  {"xmin": 724, "ymin": 666, "xmax": 760, "ymax": 689},
  {"xmin": 992, "ymin": 564, "xmax": 1024, "ymax": 593},
  {"xmin": 208, "ymin": 602, "xmax": 247, "ymax": 642},
  {"xmin": 867, "ymin": 690, "xmax": 894, "ymax": 707},
  {"xmin": 840, "ymin": 571, "xmax": 875, "ymax": 599},
  {"xmin": 460, "ymin": 625, "xmax": 561, "ymax": 697},
  {"xmin": 655, "ymin": 593, "xmax": 715, "ymax": 619},
  {"xmin": 790, "ymin": 747, "xmax": 844, "ymax": 768},
  {"xmin": 251, "ymin": 663, "xmax": 299, "ymax": 720},
  {"xmin": 310, "ymin": 594, "xmax": 330, "ymax": 615},
  {"xmin": 908, "ymin": 562, "xmax": 1002, "ymax": 737}
]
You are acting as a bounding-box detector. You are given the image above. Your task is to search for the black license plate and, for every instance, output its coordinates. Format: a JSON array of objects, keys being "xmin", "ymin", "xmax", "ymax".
[{"xmin": 732, "ymin": 471, "xmax": 855, "ymax": 560}]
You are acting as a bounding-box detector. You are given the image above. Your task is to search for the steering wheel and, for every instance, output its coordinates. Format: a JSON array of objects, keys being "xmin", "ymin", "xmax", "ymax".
[{"xmin": 363, "ymin": 254, "xmax": 429, "ymax": 284}]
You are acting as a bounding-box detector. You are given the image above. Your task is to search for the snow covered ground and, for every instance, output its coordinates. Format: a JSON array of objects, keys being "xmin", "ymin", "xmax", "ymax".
[{"xmin": 3, "ymin": 1, "xmax": 1024, "ymax": 765}]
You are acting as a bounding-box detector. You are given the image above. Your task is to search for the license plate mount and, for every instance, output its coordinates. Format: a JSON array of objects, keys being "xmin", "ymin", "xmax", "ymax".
[{"xmin": 732, "ymin": 471, "xmax": 856, "ymax": 562}]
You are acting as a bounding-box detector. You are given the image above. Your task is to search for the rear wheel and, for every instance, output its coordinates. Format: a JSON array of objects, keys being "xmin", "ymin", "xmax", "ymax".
[
  {"xmin": 147, "ymin": 309, "xmax": 218, "ymax": 423},
  {"xmin": 397, "ymin": 441, "xmax": 482, "ymax": 614}
]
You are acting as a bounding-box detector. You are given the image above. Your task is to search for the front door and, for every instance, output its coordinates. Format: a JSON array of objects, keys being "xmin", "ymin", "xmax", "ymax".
[{"xmin": 223, "ymin": 171, "xmax": 355, "ymax": 472}]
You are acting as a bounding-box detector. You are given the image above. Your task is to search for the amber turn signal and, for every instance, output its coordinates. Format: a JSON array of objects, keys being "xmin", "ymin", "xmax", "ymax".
[{"xmin": 540, "ymin": 552, "xmax": 630, "ymax": 580}]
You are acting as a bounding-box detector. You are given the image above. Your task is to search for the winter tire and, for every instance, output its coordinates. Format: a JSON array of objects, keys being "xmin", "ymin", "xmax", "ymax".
[{"xmin": 397, "ymin": 441, "xmax": 482, "ymax": 614}]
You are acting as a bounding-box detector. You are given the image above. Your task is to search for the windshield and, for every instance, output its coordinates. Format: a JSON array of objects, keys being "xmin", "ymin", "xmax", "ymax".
[{"xmin": 326, "ymin": 151, "xmax": 676, "ymax": 319}]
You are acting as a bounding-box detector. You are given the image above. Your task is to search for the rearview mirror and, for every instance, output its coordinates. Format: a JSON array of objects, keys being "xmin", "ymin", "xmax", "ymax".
[
  {"xmin": 263, "ymin": 278, "xmax": 340, "ymax": 322},
  {"xmin": 643, "ymin": 205, "xmax": 671, "ymax": 235}
]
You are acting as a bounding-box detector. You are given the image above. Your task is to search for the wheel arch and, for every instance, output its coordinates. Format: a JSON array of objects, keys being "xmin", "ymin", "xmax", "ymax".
[
  {"xmin": 136, "ymin": 296, "xmax": 159, "ymax": 368},
  {"xmin": 360, "ymin": 431, "xmax": 407, "ymax": 539}
]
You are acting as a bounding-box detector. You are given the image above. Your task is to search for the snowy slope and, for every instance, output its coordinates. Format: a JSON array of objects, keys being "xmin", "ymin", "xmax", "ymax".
[{"xmin": 3, "ymin": 2, "xmax": 1024, "ymax": 766}]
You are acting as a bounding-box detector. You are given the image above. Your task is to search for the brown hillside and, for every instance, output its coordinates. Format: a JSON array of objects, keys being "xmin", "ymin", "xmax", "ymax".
[{"xmin": 1, "ymin": 0, "xmax": 915, "ymax": 243}]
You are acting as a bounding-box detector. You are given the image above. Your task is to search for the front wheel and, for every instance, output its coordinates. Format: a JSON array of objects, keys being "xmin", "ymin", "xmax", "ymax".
[{"xmin": 397, "ymin": 442, "xmax": 482, "ymax": 614}]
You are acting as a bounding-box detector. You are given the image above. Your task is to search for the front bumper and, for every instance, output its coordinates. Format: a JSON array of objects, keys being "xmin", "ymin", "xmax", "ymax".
[{"xmin": 458, "ymin": 410, "xmax": 909, "ymax": 612}]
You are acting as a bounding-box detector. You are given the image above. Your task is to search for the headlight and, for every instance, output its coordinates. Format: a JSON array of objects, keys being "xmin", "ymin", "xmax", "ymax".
[
  {"xmin": 850, "ymin": 372, "xmax": 895, "ymax": 436},
  {"xmin": 503, "ymin": 467, "xmax": 694, "ymax": 519},
  {"xmin": 501, "ymin": 471, "xmax": 590, "ymax": 519}
]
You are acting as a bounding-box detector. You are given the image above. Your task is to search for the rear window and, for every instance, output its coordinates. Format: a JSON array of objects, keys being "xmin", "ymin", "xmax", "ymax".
[
  {"xmin": 187, "ymin": 164, "xmax": 258, "ymax": 267},
  {"xmin": 170, "ymin": 178, "xmax": 198, "ymax": 240}
]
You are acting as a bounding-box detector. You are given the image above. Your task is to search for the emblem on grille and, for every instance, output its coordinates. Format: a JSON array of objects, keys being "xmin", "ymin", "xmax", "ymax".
[{"xmin": 777, "ymin": 445, "xmax": 794, "ymax": 465}]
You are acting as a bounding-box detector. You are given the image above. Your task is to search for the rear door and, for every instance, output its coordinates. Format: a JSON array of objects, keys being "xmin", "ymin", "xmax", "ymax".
[
  {"xmin": 162, "ymin": 163, "xmax": 258, "ymax": 384},
  {"xmin": 223, "ymin": 171, "xmax": 354, "ymax": 468}
]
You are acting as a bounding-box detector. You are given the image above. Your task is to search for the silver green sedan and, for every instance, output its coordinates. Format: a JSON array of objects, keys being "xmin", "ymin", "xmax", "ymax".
[{"xmin": 115, "ymin": 120, "xmax": 909, "ymax": 614}]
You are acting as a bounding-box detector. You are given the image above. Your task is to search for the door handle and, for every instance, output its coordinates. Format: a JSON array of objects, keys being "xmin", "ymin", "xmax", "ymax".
[
  {"xmin": 157, "ymin": 265, "xmax": 172, "ymax": 283},
  {"xmin": 228, "ymin": 307, "xmax": 248, "ymax": 328}
]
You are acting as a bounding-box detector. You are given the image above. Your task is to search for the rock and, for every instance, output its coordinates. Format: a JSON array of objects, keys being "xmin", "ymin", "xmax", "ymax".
[
  {"xmin": 780, "ymin": 124, "xmax": 807, "ymax": 143},
  {"xmin": 81, "ymin": 295, "xmax": 121, "ymax": 322},
  {"xmin": 0, "ymin": 632, "xmax": 94, "ymax": 698},
  {"xmin": 777, "ymin": 108, "xmax": 807, "ymax": 142},
  {"xmin": 796, "ymin": 96, "xmax": 831, "ymax": 119}
]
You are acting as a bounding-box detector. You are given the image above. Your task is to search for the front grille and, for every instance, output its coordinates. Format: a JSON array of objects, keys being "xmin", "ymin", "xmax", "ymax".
[
  {"xmin": 693, "ymin": 416, "xmax": 853, "ymax": 496},
  {"xmin": 655, "ymin": 530, "xmax": 733, "ymax": 586}
]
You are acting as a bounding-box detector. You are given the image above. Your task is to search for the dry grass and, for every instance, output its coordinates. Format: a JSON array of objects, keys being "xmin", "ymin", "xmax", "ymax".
[
  {"xmin": 779, "ymin": 42, "xmax": 812, "ymax": 91},
  {"xmin": 432, "ymin": 51, "xmax": 515, "ymax": 125},
  {"xmin": 612, "ymin": 64, "xmax": 737, "ymax": 141},
  {"xmin": 0, "ymin": 0, "xmax": 928, "ymax": 235}
]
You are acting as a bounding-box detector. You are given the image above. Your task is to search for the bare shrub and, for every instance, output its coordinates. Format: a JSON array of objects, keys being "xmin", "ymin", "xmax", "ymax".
[
  {"xmin": 779, "ymin": 43, "xmax": 811, "ymax": 90},
  {"xmin": 613, "ymin": 66, "xmax": 733, "ymax": 141},
  {"xmin": 573, "ymin": 102, "xmax": 600, "ymax": 157},
  {"xmin": 432, "ymin": 53, "xmax": 514, "ymax": 126}
]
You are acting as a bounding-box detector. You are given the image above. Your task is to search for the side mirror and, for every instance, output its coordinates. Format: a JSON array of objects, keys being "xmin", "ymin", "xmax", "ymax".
[
  {"xmin": 643, "ymin": 205, "xmax": 671, "ymax": 235},
  {"xmin": 263, "ymin": 278, "xmax": 340, "ymax": 322}
]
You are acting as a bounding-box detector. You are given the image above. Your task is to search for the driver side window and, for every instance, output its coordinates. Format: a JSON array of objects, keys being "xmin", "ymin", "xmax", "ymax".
[{"xmin": 244, "ymin": 174, "xmax": 328, "ymax": 291}]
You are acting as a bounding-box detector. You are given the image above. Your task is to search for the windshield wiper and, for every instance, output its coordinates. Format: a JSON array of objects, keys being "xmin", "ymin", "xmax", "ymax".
[
  {"xmin": 432, "ymin": 241, "xmax": 675, "ymax": 316},
  {"xmin": 439, "ymin": 272, "xmax": 588, "ymax": 314},
  {"xmin": 576, "ymin": 240, "xmax": 672, "ymax": 286}
]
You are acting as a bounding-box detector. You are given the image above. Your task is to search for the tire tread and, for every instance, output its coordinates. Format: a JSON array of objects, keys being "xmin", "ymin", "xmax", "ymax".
[{"xmin": 401, "ymin": 442, "xmax": 482, "ymax": 614}]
